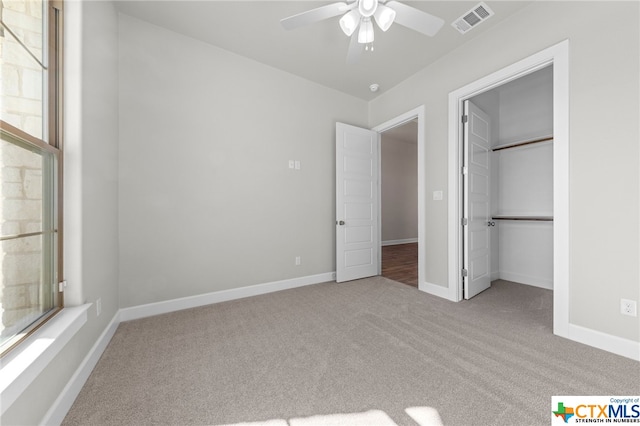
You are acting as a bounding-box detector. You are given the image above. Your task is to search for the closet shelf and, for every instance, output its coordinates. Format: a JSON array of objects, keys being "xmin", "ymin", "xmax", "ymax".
[
  {"xmin": 492, "ymin": 216, "xmax": 553, "ymax": 222},
  {"xmin": 492, "ymin": 136, "xmax": 553, "ymax": 152}
]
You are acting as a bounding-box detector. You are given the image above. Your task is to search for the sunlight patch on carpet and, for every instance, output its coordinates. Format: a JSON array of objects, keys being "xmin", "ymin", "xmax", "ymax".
[
  {"xmin": 405, "ymin": 406, "xmax": 444, "ymax": 425},
  {"xmin": 219, "ymin": 407, "xmax": 443, "ymax": 426}
]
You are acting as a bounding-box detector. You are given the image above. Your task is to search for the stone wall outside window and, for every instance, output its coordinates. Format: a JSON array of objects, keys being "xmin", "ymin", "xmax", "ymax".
[{"xmin": 1, "ymin": 0, "xmax": 48, "ymax": 343}]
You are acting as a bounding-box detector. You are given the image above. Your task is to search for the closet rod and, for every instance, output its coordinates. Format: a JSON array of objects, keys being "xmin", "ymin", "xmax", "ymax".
[
  {"xmin": 492, "ymin": 136, "xmax": 553, "ymax": 152},
  {"xmin": 492, "ymin": 216, "xmax": 553, "ymax": 221}
]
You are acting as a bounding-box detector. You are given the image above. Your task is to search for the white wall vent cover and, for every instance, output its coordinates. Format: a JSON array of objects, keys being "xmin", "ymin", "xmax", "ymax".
[{"xmin": 452, "ymin": 2, "xmax": 495, "ymax": 34}]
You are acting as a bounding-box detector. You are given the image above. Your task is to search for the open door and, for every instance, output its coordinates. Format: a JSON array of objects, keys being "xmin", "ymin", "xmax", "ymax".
[
  {"xmin": 336, "ymin": 122, "xmax": 379, "ymax": 283},
  {"xmin": 463, "ymin": 101, "xmax": 491, "ymax": 298}
]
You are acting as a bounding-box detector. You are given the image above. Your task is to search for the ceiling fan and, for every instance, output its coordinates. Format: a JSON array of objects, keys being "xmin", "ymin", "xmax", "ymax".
[{"xmin": 280, "ymin": 0, "xmax": 444, "ymax": 62}]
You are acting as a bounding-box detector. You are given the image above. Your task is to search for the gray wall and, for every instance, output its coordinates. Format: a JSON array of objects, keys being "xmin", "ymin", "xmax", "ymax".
[
  {"xmin": 498, "ymin": 66, "xmax": 554, "ymax": 145},
  {"xmin": 1, "ymin": 1, "xmax": 120, "ymax": 424},
  {"xmin": 117, "ymin": 15, "xmax": 369, "ymax": 307},
  {"xmin": 369, "ymin": 1, "xmax": 639, "ymax": 342}
]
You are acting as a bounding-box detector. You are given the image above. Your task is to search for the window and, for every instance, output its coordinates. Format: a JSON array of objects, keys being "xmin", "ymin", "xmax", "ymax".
[{"xmin": 0, "ymin": 0, "xmax": 63, "ymax": 355}]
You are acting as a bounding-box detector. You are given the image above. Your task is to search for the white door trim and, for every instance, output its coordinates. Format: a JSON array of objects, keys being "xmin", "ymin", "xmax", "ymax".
[
  {"xmin": 447, "ymin": 40, "xmax": 570, "ymax": 338},
  {"xmin": 373, "ymin": 106, "xmax": 428, "ymax": 293}
]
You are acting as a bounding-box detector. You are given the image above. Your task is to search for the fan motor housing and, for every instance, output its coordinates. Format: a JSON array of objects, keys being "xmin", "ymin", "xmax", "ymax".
[{"xmin": 359, "ymin": 0, "xmax": 378, "ymax": 17}]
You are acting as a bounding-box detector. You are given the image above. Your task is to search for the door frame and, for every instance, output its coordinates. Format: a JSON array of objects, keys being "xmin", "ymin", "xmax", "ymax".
[
  {"xmin": 447, "ymin": 40, "xmax": 570, "ymax": 338},
  {"xmin": 373, "ymin": 106, "xmax": 427, "ymax": 292}
]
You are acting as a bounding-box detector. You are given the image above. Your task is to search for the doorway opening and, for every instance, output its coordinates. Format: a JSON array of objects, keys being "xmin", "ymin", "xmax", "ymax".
[
  {"xmin": 464, "ymin": 65, "xmax": 554, "ymax": 299},
  {"xmin": 448, "ymin": 40, "xmax": 569, "ymax": 338},
  {"xmin": 373, "ymin": 106, "xmax": 426, "ymax": 292},
  {"xmin": 380, "ymin": 120, "xmax": 418, "ymax": 287}
]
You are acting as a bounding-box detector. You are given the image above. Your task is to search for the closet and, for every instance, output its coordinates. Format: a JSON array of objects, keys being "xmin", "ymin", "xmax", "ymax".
[{"xmin": 471, "ymin": 65, "xmax": 554, "ymax": 290}]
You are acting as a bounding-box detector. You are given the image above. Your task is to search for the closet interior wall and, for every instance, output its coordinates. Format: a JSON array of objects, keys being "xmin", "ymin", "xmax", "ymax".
[{"xmin": 471, "ymin": 65, "xmax": 554, "ymax": 290}]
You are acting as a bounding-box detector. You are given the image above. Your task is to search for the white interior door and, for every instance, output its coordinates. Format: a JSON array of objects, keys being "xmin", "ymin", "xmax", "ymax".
[
  {"xmin": 336, "ymin": 122, "xmax": 379, "ymax": 283},
  {"xmin": 463, "ymin": 101, "xmax": 492, "ymax": 298}
]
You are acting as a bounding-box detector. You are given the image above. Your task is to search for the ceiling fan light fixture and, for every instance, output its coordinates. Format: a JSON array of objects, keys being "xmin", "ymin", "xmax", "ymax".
[
  {"xmin": 339, "ymin": 9, "xmax": 361, "ymax": 36},
  {"xmin": 358, "ymin": 0, "xmax": 378, "ymax": 18},
  {"xmin": 358, "ymin": 17, "xmax": 374, "ymax": 44},
  {"xmin": 374, "ymin": 4, "xmax": 396, "ymax": 31}
]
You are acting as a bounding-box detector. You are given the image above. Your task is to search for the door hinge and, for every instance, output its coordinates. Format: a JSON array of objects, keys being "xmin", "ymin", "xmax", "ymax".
[
  {"xmin": 461, "ymin": 268, "xmax": 468, "ymax": 277},
  {"xmin": 461, "ymin": 115, "xmax": 468, "ymax": 123},
  {"xmin": 58, "ymin": 280, "xmax": 67, "ymax": 293},
  {"xmin": 461, "ymin": 217, "xmax": 468, "ymax": 226},
  {"xmin": 461, "ymin": 166, "xmax": 468, "ymax": 175}
]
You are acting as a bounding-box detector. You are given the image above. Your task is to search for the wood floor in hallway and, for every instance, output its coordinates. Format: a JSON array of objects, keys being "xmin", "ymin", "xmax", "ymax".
[{"xmin": 381, "ymin": 242, "xmax": 418, "ymax": 287}]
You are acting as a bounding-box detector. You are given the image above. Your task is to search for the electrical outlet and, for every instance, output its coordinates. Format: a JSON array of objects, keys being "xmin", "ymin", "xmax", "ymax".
[
  {"xmin": 295, "ymin": 256, "xmax": 301, "ymax": 266},
  {"xmin": 620, "ymin": 299, "xmax": 637, "ymax": 317},
  {"xmin": 96, "ymin": 298, "xmax": 102, "ymax": 317}
]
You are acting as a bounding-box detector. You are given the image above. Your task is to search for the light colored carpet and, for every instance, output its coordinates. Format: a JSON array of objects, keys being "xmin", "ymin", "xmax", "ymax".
[{"xmin": 62, "ymin": 277, "xmax": 639, "ymax": 426}]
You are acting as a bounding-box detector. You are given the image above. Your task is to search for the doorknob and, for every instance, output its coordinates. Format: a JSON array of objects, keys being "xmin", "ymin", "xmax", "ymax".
[{"xmin": 337, "ymin": 220, "xmax": 345, "ymax": 225}]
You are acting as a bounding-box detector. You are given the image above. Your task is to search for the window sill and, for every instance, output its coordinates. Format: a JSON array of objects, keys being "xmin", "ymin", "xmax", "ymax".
[{"xmin": 0, "ymin": 304, "xmax": 91, "ymax": 416}]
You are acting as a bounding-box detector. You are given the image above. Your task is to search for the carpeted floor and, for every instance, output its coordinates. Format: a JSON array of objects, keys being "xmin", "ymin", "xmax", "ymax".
[{"xmin": 62, "ymin": 278, "xmax": 639, "ymax": 426}]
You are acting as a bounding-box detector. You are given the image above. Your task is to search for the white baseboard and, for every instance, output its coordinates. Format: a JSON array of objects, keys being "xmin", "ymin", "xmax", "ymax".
[
  {"xmin": 120, "ymin": 272, "xmax": 335, "ymax": 322},
  {"xmin": 567, "ymin": 323, "xmax": 640, "ymax": 361},
  {"xmin": 382, "ymin": 238, "xmax": 418, "ymax": 247},
  {"xmin": 498, "ymin": 271, "xmax": 553, "ymax": 290},
  {"xmin": 41, "ymin": 310, "xmax": 121, "ymax": 425}
]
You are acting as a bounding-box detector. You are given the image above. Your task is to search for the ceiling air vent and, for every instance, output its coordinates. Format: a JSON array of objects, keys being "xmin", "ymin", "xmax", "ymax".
[{"xmin": 452, "ymin": 2, "xmax": 495, "ymax": 34}]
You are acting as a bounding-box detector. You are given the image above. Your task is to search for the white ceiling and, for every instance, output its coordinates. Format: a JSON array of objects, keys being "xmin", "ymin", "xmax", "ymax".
[{"xmin": 115, "ymin": 1, "xmax": 534, "ymax": 100}]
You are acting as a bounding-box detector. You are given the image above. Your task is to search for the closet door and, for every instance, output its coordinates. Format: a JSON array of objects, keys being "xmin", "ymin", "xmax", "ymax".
[{"xmin": 463, "ymin": 100, "xmax": 491, "ymax": 299}]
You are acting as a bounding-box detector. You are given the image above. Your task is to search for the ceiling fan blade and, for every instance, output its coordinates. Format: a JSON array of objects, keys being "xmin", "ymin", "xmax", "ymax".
[
  {"xmin": 281, "ymin": 2, "xmax": 351, "ymax": 30},
  {"xmin": 346, "ymin": 31, "xmax": 363, "ymax": 64},
  {"xmin": 385, "ymin": 1, "xmax": 444, "ymax": 37}
]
